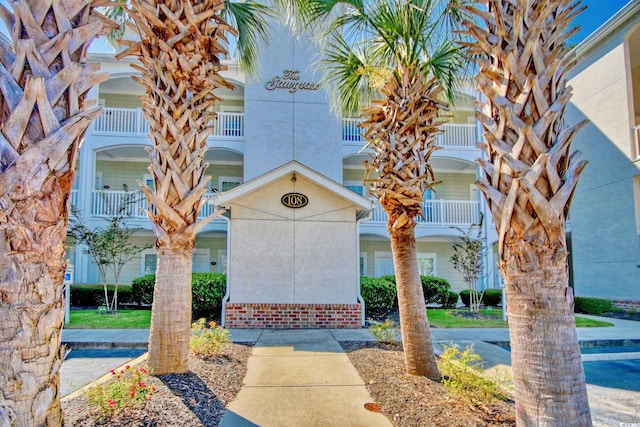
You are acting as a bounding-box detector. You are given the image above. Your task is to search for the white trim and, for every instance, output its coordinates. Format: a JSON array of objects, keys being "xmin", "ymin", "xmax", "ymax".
[
  {"xmin": 359, "ymin": 252, "xmax": 368, "ymax": 277},
  {"xmin": 214, "ymin": 161, "xmax": 372, "ymax": 217}
]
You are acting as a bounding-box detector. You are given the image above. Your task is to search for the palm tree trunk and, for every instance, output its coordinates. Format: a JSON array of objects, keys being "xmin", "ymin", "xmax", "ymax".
[
  {"xmin": 0, "ymin": 1, "xmax": 113, "ymax": 424},
  {"xmin": 504, "ymin": 249, "xmax": 591, "ymax": 425},
  {"xmin": 390, "ymin": 225, "xmax": 439, "ymax": 379},
  {"xmin": 148, "ymin": 248, "xmax": 193, "ymax": 375}
]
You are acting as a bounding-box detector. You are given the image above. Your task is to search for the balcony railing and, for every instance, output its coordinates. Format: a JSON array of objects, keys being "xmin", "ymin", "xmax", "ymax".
[
  {"xmin": 369, "ymin": 199, "xmax": 480, "ymax": 226},
  {"xmin": 93, "ymin": 107, "xmax": 244, "ymax": 139},
  {"xmin": 89, "ymin": 190, "xmax": 218, "ymax": 220},
  {"xmin": 342, "ymin": 119, "xmax": 477, "ymax": 148}
]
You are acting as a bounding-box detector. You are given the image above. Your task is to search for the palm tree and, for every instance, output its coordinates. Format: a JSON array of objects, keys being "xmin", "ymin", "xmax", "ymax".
[
  {"xmin": 114, "ymin": 0, "xmax": 270, "ymax": 375},
  {"xmin": 291, "ymin": 0, "xmax": 469, "ymax": 378},
  {"xmin": 0, "ymin": 1, "xmax": 115, "ymax": 425},
  {"xmin": 459, "ymin": 0, "xmax": 591, "ymax": 424}
]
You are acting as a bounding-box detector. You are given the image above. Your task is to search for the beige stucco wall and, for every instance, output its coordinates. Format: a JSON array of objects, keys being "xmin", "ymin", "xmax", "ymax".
[{"xmin": 227, "ymin": 174, "xmax": 360, "ymax": 304}]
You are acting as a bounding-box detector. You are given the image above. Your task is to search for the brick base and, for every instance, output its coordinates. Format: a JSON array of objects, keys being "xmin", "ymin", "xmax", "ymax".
[
  {"xmin": 224, "ymin": 303, "xmax": 363, "ymax": 328},
  {"xmin": 610, "ymin": 299, "xmax": 640, "ymax": 311}
]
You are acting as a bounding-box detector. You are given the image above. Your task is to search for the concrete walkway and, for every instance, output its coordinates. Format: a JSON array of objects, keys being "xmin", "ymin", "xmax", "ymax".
[
  {"xmin": 219, "ymin": 329, "xmax": 391, "ymax": 427},
  {"xmin": 60, "ymin": 315, "xmax": 640, "ymax": 425}
]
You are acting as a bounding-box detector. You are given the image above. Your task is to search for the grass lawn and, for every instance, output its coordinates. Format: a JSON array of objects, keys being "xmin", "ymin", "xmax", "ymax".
[
  {"xmin": 426, "ymin": 309, "xmax": 614, "ymax": 328},
  {"xmin": 66, "ymin": 309, "xmax": 151, "ymax": 329}
]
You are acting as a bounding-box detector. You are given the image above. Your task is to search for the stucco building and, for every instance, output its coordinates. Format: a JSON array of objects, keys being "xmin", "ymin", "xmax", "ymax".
[
  {"xmin": 67, "ymin": 15, "xmax": 498, "ymax": 327},
  {"xmin": 566, "ymin": 1, "xmax": 640, "ymax": 308}
]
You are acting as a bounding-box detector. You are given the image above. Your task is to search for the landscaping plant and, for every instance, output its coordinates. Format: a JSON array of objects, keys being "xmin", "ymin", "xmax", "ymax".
[
  {"xmin": 369, "ymin": 319, "xmax": 400, "ymax": 345},
  {"xmin": 190, "ymin": 318, "xmax": 230, "ymax": 356},
  {"xmin": 439, "ymin": 344, "xmax": 507, "ymax": 406},
  {"xmin": 86, "ymin": 365, "xmax": 156, "ymax": 420}
]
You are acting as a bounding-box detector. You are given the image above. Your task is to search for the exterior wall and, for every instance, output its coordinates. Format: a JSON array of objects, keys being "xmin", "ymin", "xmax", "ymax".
[
  {"xmin": 243, "ymin": 19, "xmax": 342, "ymax": 182},
  {"xmin": 96, "ymin": 160, "xmax": 148, "ymax": 190},
  {"xmin": 432, "ymin": 172, "xmax": 476, "ymax": 200},
  {"xmin": 360, "ymin": 240, "xmax": 469, "ymax": 293},
  {"xmin": 567, "ymin": 22, "xmax": 640, "ymax": 301},
  {"xmin": 101, "ymin": 93, "xmax": 141, "ymax": 108},
  {"xmin": 227, "ymin": 174, "xmax": 360, "ymax": 306},
  {"xmin": 225, "ymin": 303, "xmax": 362, "ymax": 328}
]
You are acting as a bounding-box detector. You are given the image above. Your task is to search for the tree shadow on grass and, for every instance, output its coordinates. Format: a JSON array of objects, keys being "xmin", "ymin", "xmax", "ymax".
[{"xmin": 158, "ymin": 371, "xmax": 226, "ymax": 427}]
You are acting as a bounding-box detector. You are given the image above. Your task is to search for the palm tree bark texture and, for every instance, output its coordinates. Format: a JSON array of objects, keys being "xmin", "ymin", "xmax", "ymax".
[
  {"xmin": 116, "ymin": 0, "xmax": 232, "ymax": 375},
  {"xmin": 0, "ymin": 1, "xmax": 114, "ymax": 425},
  {"xmin": 363, "ymin": 67, "xmax": 445, "ymax": 378},
  {"xmin": 459, "ymin": 0, "xmax": 591, "ymax": 425}
]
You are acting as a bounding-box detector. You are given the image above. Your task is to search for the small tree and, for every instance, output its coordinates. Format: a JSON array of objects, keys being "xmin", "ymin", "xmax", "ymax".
[
  {"xmin": 68, "ymin": 187, "xmax": 151, "ymax": 310},
  {"xmin": 450, "ymin": 214, "xmax": 486, "ymax": 312}
]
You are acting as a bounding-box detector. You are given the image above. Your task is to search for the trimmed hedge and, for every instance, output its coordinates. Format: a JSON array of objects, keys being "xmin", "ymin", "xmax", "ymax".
[
  {"xmin": 360, "ymin": 277, "xmax": 397, "ymax": 314},
  {"xmin": 131, "ymin": 273, "xmax": 227, "ymax": 320},
  {"xmin": 421, "ymin": 276, "xmax": 452, "ymax": 306},
  {"xmin": 483, "ymin": 289, "xmax": 502, "ymax": 307},
  {"xmin": 459, "ymin": 289, "xmax": 480, "ymax": 307},
  {"xmin": 70, "ymin": 284, "xmax": 134, "ymax": 307},
  {"xmin": 460, "ymin": 288, "xmax": 503, "ymax": 307},
  {"xmin": 444, "ymin": 291, "xmax": 459, "ymax": 308},
  {"xmin": 574, "ymin": 297, "xmax": 612, "ymax": 315}
]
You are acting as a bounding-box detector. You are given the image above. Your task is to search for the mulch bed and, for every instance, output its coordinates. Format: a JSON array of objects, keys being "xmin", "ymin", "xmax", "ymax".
[{"xmin": 62, "ymin": 340, "xmax": 515, "ymax": 426}]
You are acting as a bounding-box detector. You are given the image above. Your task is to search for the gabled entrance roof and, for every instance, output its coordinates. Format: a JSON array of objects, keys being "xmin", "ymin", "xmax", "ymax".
[{"xmin": 213, "ymin": 161, "xmax": 373, "ymax": 220}]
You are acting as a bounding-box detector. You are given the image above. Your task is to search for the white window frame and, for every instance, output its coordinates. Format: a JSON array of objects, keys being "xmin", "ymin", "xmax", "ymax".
[
  {"xmin": 359, "ymin": 252, "xmax": 368, "ymax": 277},
  {"xmin": 141, "ymin": 248, "xmax": 211, "ymax": 275},
  {"xmin": 218, "ymin": 176, "xmax": 242, "ymax": 193},
  {"xmin": 374, "ymin": 251, "xmax": 437, "ymax": 277}
]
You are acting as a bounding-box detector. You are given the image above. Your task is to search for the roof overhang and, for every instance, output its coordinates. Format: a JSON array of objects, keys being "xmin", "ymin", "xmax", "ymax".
[{"xmin": 211, "ymin": 161, "xmax": 373, "ymax": 220}]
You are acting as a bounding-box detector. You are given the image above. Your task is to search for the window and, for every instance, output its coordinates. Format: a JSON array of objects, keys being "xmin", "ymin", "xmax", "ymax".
[
  {"xmin": 345, "ymin": 181, "xmax": 367, "ymax": 197},
  {"xmin": 635, "ymin": 176, "xmax": 640, "ymax": 253},
  {"xmin": 374, "ymin": 252, "xmax": 437, "ymax": 277},
  {"xmin": 217, "ymin": 250, "xmax": 227, "ymax": 274},
  {"xmin": 141, "ymin": 249, "xmax": 211, "ymax": 275},
  {"xmin": 218, "ymin": 176, "xmax": 242, "ymax": 192},
  {"xmin": 95, "ymin": 171, "xmax": 103, "ymax": 190},
  {"xmin": 143, "ymin": 173, "xmax": 154, "ymax": 190},
  {"xmin": 359, "ymin": 253, "xmax": 368, "ymax": 277}
]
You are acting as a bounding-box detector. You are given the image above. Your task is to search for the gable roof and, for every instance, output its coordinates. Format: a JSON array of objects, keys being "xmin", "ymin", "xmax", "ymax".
[{"xmin": 212, "ymin": 161, "xmax": 373, "ymax": 220}]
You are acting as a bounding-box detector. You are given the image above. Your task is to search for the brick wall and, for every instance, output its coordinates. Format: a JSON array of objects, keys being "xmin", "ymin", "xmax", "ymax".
[
  {"xmin": 610, "ymin": 299, "xmax": 640, "ymax": 311},
  {"xmin": 224, "ymin": 303, "xmax": 363, "ymax": 328}
]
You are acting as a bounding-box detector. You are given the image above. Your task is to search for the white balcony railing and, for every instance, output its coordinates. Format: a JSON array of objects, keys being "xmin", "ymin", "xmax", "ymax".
[
  {"xmin": 634, "ymin": 125, "xmax": 640, "ymax": 160},
  {"xmin": 90, "ymin": 190, "xmax": 218, "ymax": 220},
  {"xmin": 93, "ymin": 107, "xmax": 244, "ymax": 139},
  {"xmin": 342, "ymin": 119, "xmax": 477, "ymax": 148},
  {"xmin": 94, "ymin": 108, "xmax": 149, "ymax": 135},
  {"xmin": 369, "ymin": 199, "xmax": 480, "ymax": 226}
]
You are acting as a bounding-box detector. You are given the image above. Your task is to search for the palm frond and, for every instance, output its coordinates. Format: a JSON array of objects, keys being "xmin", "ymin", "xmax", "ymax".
[{"xmin": 223, "ymin": 0, "xmax": 274, "ymax": 77}]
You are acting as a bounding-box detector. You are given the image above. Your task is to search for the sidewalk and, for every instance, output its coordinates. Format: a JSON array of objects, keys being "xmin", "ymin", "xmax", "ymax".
[
  {"xmin": 60, "ymin": 316, "xmax": 640, "ymax": 425},
  {"xmin": 219, "ymin": 329, "xmax": 391, "ymax": 427}
]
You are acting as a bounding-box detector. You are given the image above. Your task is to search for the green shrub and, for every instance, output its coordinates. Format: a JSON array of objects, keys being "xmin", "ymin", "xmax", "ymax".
[
  {"xmin": 459, "ymin": 289, "xmax": 482, "ymax": 307},
  {"xmin": 369, "ymin": 319, "xmax": 399, "ymax": 344},
  {"xmin": 360, "ymin": 277, "xmax": 397, "ymax": 314},
  {"xmin": 70, "ymin": 285, "xmax": 134, "ymax": 307},
  {"xmin": 574, "ymin": 297, "xmax": 612, "ymax": 315},
  {"xmin": 192, "ymin": 273, "xmax": 227, "ymax": 320},
  {"xmin": 444, "ymin": 291, "xmax": 459, "ymax": 308},
  {"xmin": 130, "ymin": 273, "xmax": 227, "ymax": 320},
  {"xmin": 190, "ymin": 318, "xmax": 230, "ymax": 356},
  {"xmin": 439, "ymin": 344, "xmax": 507, "ymax": 406},
  {"xmin": 421, "ymin": 276, "xmax": 452, "ymax": 306},
  {"xmin": 131, "ymin": 274, "xmax": 155, "ymax": 306},
  {"xmin": 483, "ymin": 289, "xmax": 502, "ymax": 307}
]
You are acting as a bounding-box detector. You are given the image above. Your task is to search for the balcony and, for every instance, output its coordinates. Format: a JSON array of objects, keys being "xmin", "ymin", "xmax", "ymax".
[
  {"xmin": 369, "ymin": 199, "xmax": 481, "ymax": 226},
  {"xmin": 342, "ymin": 119, "xmax": 477, "ymax": 148},
  {"xmin": 93, "ymin": 107, "xmax": 245, "ymax": 139},
  {"xmin": 86, "ymin": 190, "xmax": 218, "ymax": 220}
]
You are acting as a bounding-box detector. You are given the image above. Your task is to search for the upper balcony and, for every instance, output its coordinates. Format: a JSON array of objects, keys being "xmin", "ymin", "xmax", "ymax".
[
  {"xmin": 92, "ymin": 107, "xmax": 245, "ymax": 140},
  {"xmin": 342, "ymin": 118, "xmax": 477, "ymax": 149}
]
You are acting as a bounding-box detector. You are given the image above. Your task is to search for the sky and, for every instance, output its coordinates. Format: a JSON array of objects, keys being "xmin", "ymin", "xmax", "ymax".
[
  {"xmin": 0, "ymin": 0, "xmax": 634, "ymax": 52},
  {"xmin": 569, "ymin": 0, "xmax": 633, "ymax": 45}
]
